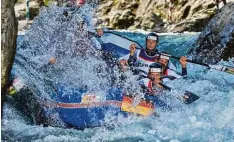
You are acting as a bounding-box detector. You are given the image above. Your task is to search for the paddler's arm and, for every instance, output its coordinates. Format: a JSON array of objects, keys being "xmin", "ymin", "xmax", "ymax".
[
  {"xmin": 96, "ymin": 28, "xmax": 104, "ymax": 37},
  {"xmin": 182, "ymin": 67, "xmax": 187, "ymax": 76},
  {"xmin": 49, "ymin": 57, "xmax": 57, "ymax": 64},
  {"xmin": 118, "ymin": 43, "xmax": 138, "ymax": 67},
  {"xmin": 48, "ymin": 43, "xmax": 69, "ymax": 65},
  {"xmin": 89, "ymin": 28, "xmax": 104, "ymax": 50},
  {"xmin": 90, "ymin": 37, "xmax": 102, "ymax": 50},
  {"xmin": 128, "ymin": 54, "xmax": 137, "ymax": 66},
  {"xmin": 180, "ymin": 56, "xmax": 188, "ymax": 76},
  {"xmin": 87, "ymin": 27, "xmax": 104, "ymax": 38}
]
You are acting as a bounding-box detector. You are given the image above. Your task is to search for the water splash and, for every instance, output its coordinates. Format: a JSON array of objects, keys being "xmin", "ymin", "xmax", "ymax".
[{"xmin": 2, "ymin": 5, "xmax": 234, "ymax": 142}]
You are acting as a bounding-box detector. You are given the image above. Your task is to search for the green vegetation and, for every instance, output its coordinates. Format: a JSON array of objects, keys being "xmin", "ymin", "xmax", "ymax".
[
  {"xmin": 43, "ymin": 0, "xmax": 56, "ymax": 6},
  {"xmin": 16, "ymin": 0, "xmax": 54, "ymax": 6},
  {"xmin": 43, "ymin": 0, "xmax": 49, "ymax": 6},
  {"xmin": 205, "ymin": 9, "xmax": 216, "ymax": 17},
  {"xmin": 16, "ymin": 0, "xmax": 25, "ymax": 3},
  {"xmin": 113, "ymin": 0, "xmax": 118, "ymax": 5},
  {"xmin": 153, "ymin": 9, "xmax": 167, "ymax": 21}
]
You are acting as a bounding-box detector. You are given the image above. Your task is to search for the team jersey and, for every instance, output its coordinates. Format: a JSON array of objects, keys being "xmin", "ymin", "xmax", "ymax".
[
  {"xmin": 138, "ymin": 78, "xmax": 164, "ymax": 95},
  {"xmin": 162, "ymin": 66, "xmax": 187, "ymax": 82},
  {"xmin": 118, "ymin": 49, "xmax": 187, "ymax": 80},
  {"xmin": 163, "ymin": 68, "xmax": 182, "ymax": 80},
  {"xmin": 119, "ymin": 49, "xmax": 160, "ymax": 73}
]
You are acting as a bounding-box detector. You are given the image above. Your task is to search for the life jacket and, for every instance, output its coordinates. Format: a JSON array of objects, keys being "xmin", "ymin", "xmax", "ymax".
[
  {"xmin": 139, "ymin": 78, "xmax": 153, "ymax": 93},
  {"xmin": 133, "ymin": 50, "xmax": 160, "ymax": 74},
  {"xmin": 163, "ymin": 67, "xmax": 181, "ymax": 78},
  {"xmin": 138, "ymin": 78, "xmax": 163, "ymax": 95},
  {"xmin": 161, "ymin": 67, "xmax": 181, "ymax": 83},
  {"xmin": 119, "ymin": 49, "xmax": 159, "ymax": 64},
  {"xmin": 138, "ymin": 50, "xmax": 159, "ymax": 62}
]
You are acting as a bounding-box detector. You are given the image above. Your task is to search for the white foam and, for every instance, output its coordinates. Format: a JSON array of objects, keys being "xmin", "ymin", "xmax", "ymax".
[{"xmin": 113, "ymin": 29, "xmax": 200, "ymax": 35}]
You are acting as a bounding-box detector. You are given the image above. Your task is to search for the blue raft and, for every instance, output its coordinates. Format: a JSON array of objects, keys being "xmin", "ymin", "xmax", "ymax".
[
  {"xmin": 48, "ymin": 85, "xmax": 170, "ymax": 129},
  {"xmin": 44, "ymin": 32, "xmax": 171, "ymax": 129},
  {"xmin": 9, "ymin": 32, "xmax": 171, "ymax": 129}
]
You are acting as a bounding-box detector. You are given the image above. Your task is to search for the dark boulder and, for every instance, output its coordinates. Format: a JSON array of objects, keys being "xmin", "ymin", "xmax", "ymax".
[{"xmin": 188, "ymin": 3, "xmax": 234, "ymax": 64}]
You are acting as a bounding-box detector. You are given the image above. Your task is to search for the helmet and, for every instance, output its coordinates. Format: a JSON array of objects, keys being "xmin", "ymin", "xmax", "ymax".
[
  {"xmin": 145, "ymin": 32, "xmax": 159, "ymax": 43},
  {"xmin": 77, "ymin": 0, "xmax": 85, "ymax": 5},
  {"xmin": 149, "ymin": 63, "xmax": 163, "ymax": 73},
  {"xmin": 95, "ymin": 26, "xmax": 104, "ymax": 30}
]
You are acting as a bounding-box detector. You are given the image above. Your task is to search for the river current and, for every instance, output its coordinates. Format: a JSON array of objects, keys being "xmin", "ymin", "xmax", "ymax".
[{"xmin": 1, "ymin": 5, "xmax": 234, "ymax": 142}]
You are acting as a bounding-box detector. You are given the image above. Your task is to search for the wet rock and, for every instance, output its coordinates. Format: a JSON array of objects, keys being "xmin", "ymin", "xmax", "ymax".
[
  {"xmin": 169, "ymin": 21, "xmax": 189, "ymax": 33},
  {"xmin": 1, "ymin": 0, "xmax": 18, "ymax": 111},
  {"xmin": 15, "ymin": 0, "xmax": 40, "ymax": 20},
  {"xmin": 188, "ymin": 2, "xmax": 234, "ymax": 64},
  {"xmin": 109, "ymin": 9, "xmax": 135, "ymax": 29},
  {"xmin": 97, "ymin": 1, "xmax": 113, "ymax": 14},
  {"xmin": 14, "ymin": 0, "xmax": 43, "ymax": 31},
  {"xmin": 96, "ymin": 0, "xmax": 232, "ymax": 32}
]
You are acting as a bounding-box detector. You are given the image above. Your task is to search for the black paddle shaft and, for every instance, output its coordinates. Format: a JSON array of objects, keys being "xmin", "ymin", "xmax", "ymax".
[
  {"xmin": 158, "ymin": 83, "xmax": 172, "ymax": 91},
  {"xmin": 171, "ymin": 55, "xmax": 210, "ymax": 68},
  {"xmin": 90, "ymin": 31, "xmax": 211, "ymax": 69},
  {"xmin": 91, "ymin": 31, "xmax": 219, "ymax": 69},
  {"xmin": 135, "ymin": 47, "xmax": 210, "ymax": 68}
]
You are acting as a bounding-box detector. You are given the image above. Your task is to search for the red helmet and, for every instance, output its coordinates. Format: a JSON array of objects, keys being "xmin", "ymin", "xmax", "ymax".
[{"xmin": 77, "ymin": 0, "xmax": 85, "ymax": 5}]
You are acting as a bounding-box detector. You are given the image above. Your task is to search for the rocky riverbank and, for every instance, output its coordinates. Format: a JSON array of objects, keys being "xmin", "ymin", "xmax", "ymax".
[
  {"xmin": 96, "ymin": 0, "xmax": 234, "ymax": 32},
  {"xmin": 12, "ymin": 0, "xmax": 234, "ymax": 64},
  {"xmin": 15, "ymin": 0, "xmax": 234, "ymax": 32}
]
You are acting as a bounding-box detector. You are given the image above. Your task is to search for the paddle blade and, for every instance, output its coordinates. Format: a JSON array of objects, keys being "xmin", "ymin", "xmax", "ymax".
[
  {"xmin": 224, "ymin": 67, "xmax": 234, "ymax": 75},
  {"xmin": 160, "ymin": 83, "xmax": 199, "ymax": 104},
  {"xmin": 179, "ymin": 91, "xmax": 200, "ymax": 104},
  {"xmin": 209, "ymin": 65, "xmax": 234, "ymax": 75}
]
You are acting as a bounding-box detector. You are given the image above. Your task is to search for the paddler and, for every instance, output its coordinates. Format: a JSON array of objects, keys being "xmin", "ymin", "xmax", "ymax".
[
  {"xmin": 159, "ymin": 52, "xmax": 188, "ymax": 80},
  {"xmin": 77, "ymin": 0, "xmax": 85, "ymax": 7},
  {"xmin": 139, "ymin": 63, "xmax": 192, "ymax": 103},
  {"xmin": 138, "ymin": 63, "xmax": 165, "ymax": 95},
  {"xmin": 119, "ymin": 32, "xmax": 160, "ymax": 72},
  {"xmin": 89, "ymin": 26, "xmax": 104, "ymax": 50},
  {"xmin": 118, "ymin": 32, "xmax": 186, "ymax": 76}
]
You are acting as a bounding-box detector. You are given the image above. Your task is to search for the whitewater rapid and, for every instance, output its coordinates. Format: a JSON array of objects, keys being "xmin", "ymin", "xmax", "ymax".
[
  {"xmin": 2, "ymin": 31, "xmax": 234, "ymax": 141},
  {"xmin": 2, "ymin": 4, "xmax": 234, "ymax": 142}
]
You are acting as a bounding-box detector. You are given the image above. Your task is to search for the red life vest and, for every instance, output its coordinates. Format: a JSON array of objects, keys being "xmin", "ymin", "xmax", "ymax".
[
  {"xmin": 163, "ymin": 68, "xmax": 182, "ymax": 79},
  {"xmin": 163, "ymin": 68, "xmax": 169, "ymax": 76},
  {"xmin": 147, "ymin": 80, "xmax": 153, "ymax": 93}
]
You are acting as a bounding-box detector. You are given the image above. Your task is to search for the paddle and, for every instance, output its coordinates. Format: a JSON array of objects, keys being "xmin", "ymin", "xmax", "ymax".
[
  {"xmin": 83, "ymin": 31, "xmax": 201, "ymax": 105},
  {"xmin": 89, "ymin": 30, "xmax": 234, "ymax": 75},
  {"xmin": 158, "ymin": 82, "xmax": 200, "ymax": 104},
  {"xmin": 144, "ymin": 75, "xmax": 199, "ymax": 104},
  {"xmin": 135, "ymin": 47, "xmax": 234, "ymax": 75}
]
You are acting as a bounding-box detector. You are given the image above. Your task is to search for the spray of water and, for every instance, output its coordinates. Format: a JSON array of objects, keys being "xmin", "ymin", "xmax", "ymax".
[{"xmin": 2, "ymin": 3, "xmax": 234, "ymax": 142}]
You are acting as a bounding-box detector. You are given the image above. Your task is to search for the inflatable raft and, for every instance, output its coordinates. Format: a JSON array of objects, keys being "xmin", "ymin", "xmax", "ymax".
[
  {"xmin": 48, "ymin": 86, "xmax": 169, "ymax": 129},
  {"xmin": 8, "ymin": 32, "xmax": 170, "ymax": 129}
]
